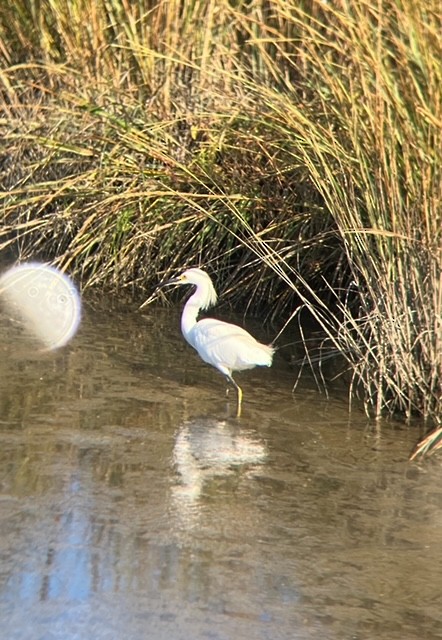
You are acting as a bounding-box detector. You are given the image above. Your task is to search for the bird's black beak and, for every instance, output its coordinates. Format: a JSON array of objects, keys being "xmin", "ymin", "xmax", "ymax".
[
  {"xmin": 160, "ymin": 275, "xmax": 181, "ymax": 287},
  {"xmin": 139, "ymin": 275, "xmax": 182, "ymax": 309}
]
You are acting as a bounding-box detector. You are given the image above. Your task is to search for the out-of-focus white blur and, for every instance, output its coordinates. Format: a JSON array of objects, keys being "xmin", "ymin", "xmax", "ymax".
[{"xmin": 0, "ymin": 262, "xmax": 81, "ymax": 350}]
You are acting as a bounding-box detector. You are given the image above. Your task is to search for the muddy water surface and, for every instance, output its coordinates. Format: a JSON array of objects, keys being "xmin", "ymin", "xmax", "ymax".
[{"xmin": 0, "ymin": 301, "xmax": 441, "ymax": 640}]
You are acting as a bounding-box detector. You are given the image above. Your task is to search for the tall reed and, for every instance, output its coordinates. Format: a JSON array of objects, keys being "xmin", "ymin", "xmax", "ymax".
[{"xmin": 231, "ymin": 1, "xmax": 442, "ymax": 419}]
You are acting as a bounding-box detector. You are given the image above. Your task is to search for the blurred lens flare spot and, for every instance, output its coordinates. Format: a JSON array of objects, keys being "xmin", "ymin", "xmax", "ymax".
[
  {"xmin": 28, "ymin": 286, "xmax": 39, "ymax": 297},
  {"xmin": 0, "ymin": 262, "xmax": 82, "ymax": 350}
]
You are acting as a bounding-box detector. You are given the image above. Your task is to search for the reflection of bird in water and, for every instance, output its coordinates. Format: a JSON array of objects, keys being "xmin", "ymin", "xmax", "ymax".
[
  {"xmin": 165, "ymin": 268, "xmax": 274, "ymax": 416},
  {"xmin": 172, "ymin": 419, "xmax": 267, "ymax": 503}
]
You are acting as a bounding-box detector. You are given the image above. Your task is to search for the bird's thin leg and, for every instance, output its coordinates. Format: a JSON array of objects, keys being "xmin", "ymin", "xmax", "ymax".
[{"xmin": 226, "ymin": 375, "xmax": 243, "ymax": 417}]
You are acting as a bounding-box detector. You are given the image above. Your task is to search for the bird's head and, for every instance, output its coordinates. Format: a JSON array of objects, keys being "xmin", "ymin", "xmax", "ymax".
[{"xmin": 167, "ymin": 268, "xmax": 218, "ymax": 309}]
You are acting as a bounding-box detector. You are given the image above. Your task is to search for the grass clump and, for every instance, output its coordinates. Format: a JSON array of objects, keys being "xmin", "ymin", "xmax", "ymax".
[
  {"xmin": 239, "ymin": 1, "xmax": 442, "ymax": 421},
  {"xmin": 0, "ymin": 0, "xmax": 440, "ymax": 426}
]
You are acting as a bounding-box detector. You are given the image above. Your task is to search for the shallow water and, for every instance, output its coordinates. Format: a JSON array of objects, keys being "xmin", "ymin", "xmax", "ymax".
[{"xmin": 0, "ymin": 301, "xmax": 441, "ymax": 640}]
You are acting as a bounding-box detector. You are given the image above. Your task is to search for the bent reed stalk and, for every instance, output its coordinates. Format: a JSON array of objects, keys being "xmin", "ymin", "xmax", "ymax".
[{"xmin": 0, "ymin": 0, "xmax": 441, "ymax": 429}]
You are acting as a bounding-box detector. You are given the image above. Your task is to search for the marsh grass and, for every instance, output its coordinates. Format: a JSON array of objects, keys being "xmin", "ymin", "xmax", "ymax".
[
  {"xmin": 241, "ymin": 1, "xmax": 442, "ymax": 421},
  {"xmin": 410, "ymin": 424, "xmax": 442, "ymax": 460},
  {"xmin": 0, "ymin": 0, "xmax": 441, "ymax": 427}
]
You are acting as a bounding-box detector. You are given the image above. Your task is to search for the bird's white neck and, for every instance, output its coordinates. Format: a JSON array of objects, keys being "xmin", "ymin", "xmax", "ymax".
[
  {"xmin": 181, "ymin": 298, "xmax": 200, "ymax": 343},
  {"xmin": 179, "ymin": 277, "xmax": 217, "ymax": 346}
]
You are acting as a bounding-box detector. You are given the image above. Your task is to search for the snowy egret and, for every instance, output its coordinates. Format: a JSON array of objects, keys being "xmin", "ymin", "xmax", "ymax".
[{"xmin": 165, "ymin": 268, "xmax": 274, "ymax": 416}]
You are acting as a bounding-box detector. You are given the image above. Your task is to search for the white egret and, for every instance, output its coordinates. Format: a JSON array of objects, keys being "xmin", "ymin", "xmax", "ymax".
[{"xmin": 166, "ymin": 268, "xmax": 274, "ymax": 416}]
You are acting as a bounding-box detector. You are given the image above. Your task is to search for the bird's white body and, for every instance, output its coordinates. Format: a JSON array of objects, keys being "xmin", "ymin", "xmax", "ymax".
[
  {"xmin": 187, "ymin": 318, "xmax": 273, "ymax": 374},
  {"xmin": 170, "ymin": 267, "xmax": 274, "ymax": 414}
]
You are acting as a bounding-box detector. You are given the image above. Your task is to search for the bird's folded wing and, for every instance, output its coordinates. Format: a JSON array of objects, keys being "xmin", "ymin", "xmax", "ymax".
[{"xmin": 191, "ymin": 319, "xmax": 273, "ymax": 369}]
